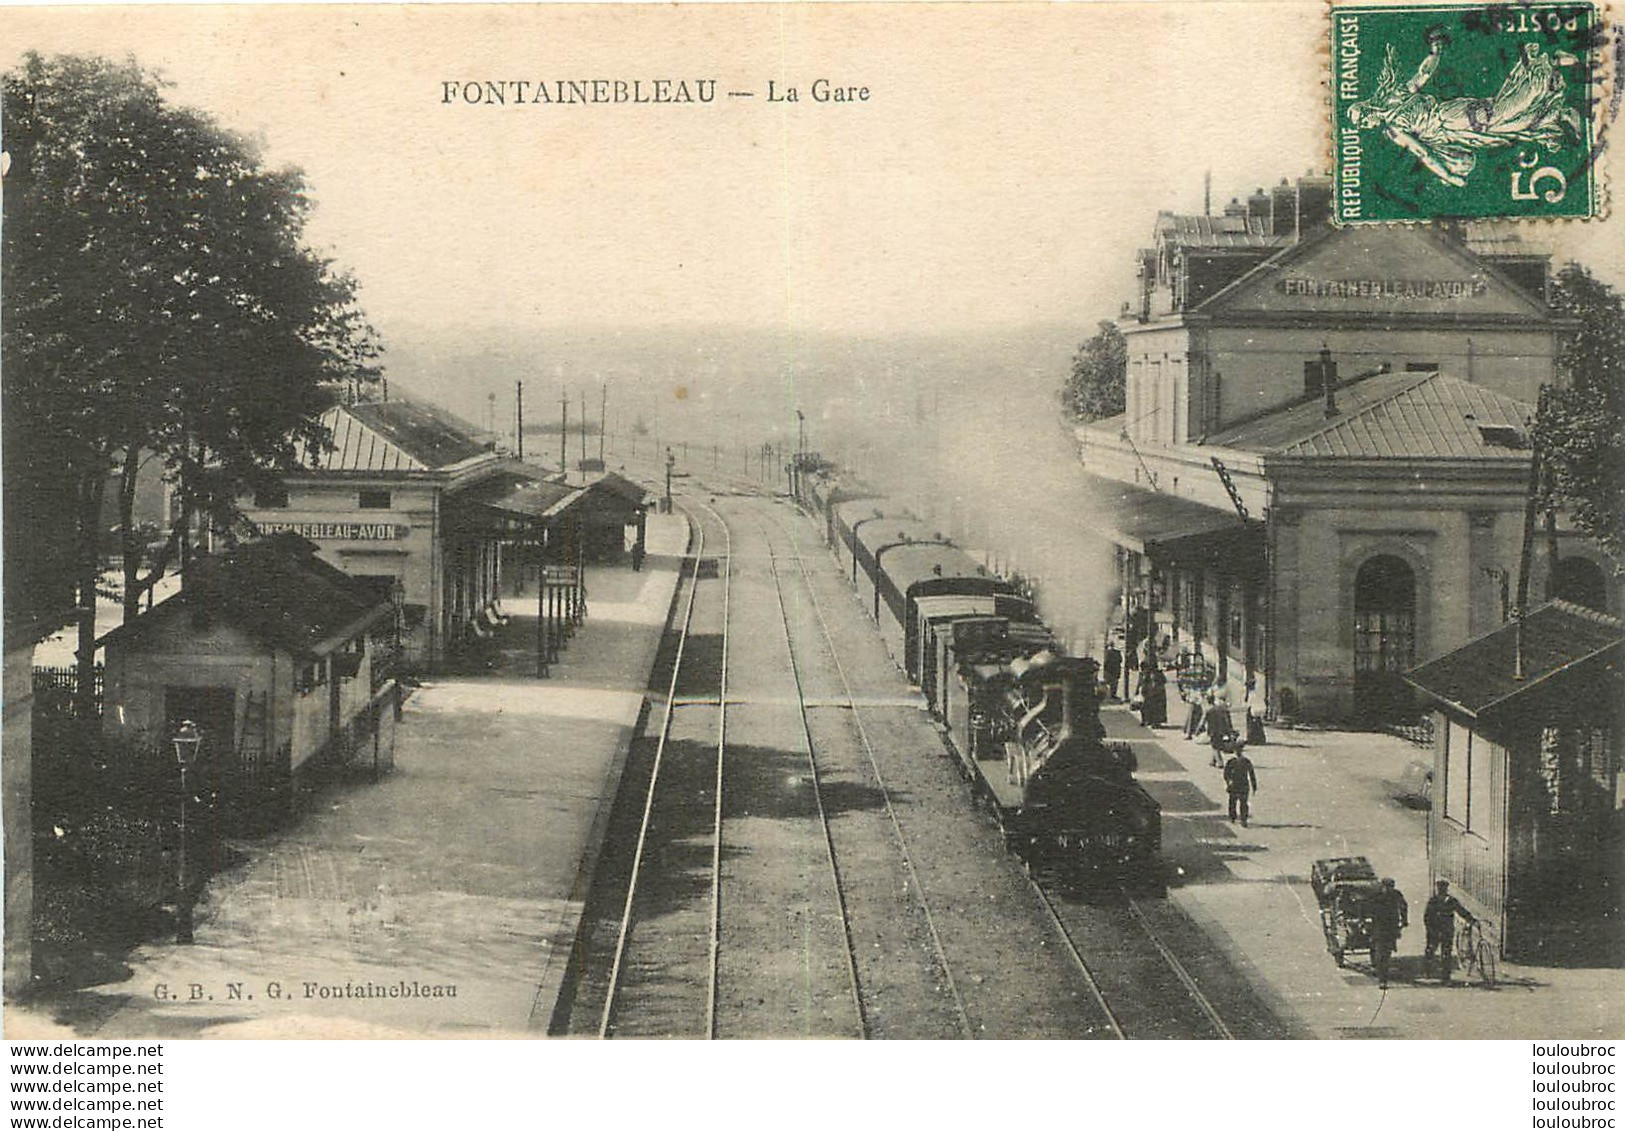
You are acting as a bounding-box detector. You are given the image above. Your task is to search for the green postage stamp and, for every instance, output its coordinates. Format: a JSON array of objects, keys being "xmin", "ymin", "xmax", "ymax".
[{"xmin": 1332, "ymin": 3, "xmax": 1602, "ymax": 223}]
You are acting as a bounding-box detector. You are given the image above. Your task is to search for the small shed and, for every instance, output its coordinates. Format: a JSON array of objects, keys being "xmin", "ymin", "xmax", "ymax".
[
  {"xmin": 1405, "ymin": 599, "xmax": 1625, "ymax": 963},
  {"xmin": 576, "ymin": 471, "xmax": 648, "ymax": 562},
  {"xmin": 101, "ymin": 534, "xmax": 399, "ymax": 831}
]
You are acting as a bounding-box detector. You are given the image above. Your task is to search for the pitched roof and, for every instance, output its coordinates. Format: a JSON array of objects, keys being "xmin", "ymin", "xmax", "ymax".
[
  {"xmin": 1155, "ymin": 211, "xmax": 1292, "ymax": 250},
  {"xmin": 301, "ymin": 399, "xmax": 493, "ymax": 472},
  {"xmin": 1404, "ymin": 600, "xmax": 1625, "ymax": 721},
  {"xmin": 1206, "ymin": 371, "xmax": 1533, "ymax": 459},
  {"xmin": 102, "ymin": 534, "xmax": 391, "ymax": 658},
  {"xmin": 582, "ymin": 470, "xmax": 649, "ymax": 507}
]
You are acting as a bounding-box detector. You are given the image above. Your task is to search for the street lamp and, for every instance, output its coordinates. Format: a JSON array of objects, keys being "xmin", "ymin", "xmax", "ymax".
[
  {"xmin": 171, "ymin": 720, "xmax": 203, "ymax": 944},
  {"xmin": 664, "ymin": 447, "xmax": 675, "ymax": 514}
]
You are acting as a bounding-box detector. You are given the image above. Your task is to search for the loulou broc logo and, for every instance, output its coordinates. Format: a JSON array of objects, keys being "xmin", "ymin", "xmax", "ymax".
[{"xmin": 1332, "ymin": 3, "xmax": 1599, "ymax": 223}]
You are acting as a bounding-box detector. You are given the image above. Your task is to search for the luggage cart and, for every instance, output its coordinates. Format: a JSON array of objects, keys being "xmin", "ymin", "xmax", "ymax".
[{"xmin": 1311, "ymin": 856, "xmax": 1382, "ymax": 968}]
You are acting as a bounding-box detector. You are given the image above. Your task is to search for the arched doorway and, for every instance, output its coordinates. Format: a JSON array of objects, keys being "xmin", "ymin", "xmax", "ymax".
[
  {"xmin": 1353, "ymin": 555, "xmax": 1417, "ymax": 722},
  {"xmin": 1552, "ymin": 556, "xmax": 1609, "ymax": 613}
]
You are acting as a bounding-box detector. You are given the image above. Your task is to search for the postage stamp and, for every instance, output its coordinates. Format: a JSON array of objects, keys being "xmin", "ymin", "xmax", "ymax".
[{"xmin": 1332, "ymin": 2, "xmax": 1603, "ymax": 222}]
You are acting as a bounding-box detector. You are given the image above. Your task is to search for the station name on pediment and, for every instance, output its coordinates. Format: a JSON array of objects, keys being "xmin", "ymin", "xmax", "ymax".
[{"xmin": 1276, "ymin": 276, "xmax": 1490, "ymax": 301}]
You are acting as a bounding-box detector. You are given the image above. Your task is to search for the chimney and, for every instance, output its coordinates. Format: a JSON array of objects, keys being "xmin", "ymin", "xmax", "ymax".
[
  {"xmin": 1204, "ymin": 170, "xmax": 1212, "ymax": 217},
  {"xmin": 1320, "ymin": 344, "xmax": 1340, "ymax": 416},
  {"xmin": 1223, "ymin": 196, "xmax": 1247, "ymax": 218},
  {"xmin": 1296, "ymin": 174, "xmax": 1334, "ymax": 236},
  {"xmin": 1270, "ymin": 177, "xmax": 1297, "ymax": 238},
  {"xmin": 1247, "ymin": 187, "xmax": 1270, "ymax": 227}
]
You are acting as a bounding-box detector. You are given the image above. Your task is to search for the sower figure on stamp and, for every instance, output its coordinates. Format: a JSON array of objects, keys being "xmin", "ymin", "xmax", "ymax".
[
  {"xmin": 1222, "ymin": 747, "xmax": 1257, "ymax": 826},
  {"xmin": 1369, "ymin": 877, "xmax": 1409, "ymax": 990},
  {"xmin": 1424, "ymin": 879, "xmax": 1476, "ymax": 984},
  {"xmin": 1347, "ymin": 36, "xmax": 1584, "ymax": 189}
]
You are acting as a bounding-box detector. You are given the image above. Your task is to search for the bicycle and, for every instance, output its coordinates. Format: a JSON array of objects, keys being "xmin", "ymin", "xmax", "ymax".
[{"xmin": 1455, "ymin": 918, "xmax": 1498, "ymax": 986}]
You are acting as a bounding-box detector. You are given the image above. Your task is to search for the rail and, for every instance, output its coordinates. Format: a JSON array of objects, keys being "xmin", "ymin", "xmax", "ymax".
[
  {"xmin": 755, "ymin": 503, "xmax": 975, "ymax": 1039},
  {"xmin": 597, "ymin": 506, "xmax": 720, "ymax": 1038},
  {"xmin": 753, "ymin": 506, "xmax": 869, "ymax": 1039}
]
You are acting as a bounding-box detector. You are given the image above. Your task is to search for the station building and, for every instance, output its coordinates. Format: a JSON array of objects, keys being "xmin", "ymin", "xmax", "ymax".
[
  {"xmin": 1076, "ymin": 177, "xmax": 1619, "ymax": 722},
  {"xmin": 238, "ymin": 398, "xmax": 532, "ymax": 671}
]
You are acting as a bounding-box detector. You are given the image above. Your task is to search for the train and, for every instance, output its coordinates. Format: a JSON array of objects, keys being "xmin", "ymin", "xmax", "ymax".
[{"xmin": 801, "ymin": 471, "xmax": 1161, "ymax": 881}]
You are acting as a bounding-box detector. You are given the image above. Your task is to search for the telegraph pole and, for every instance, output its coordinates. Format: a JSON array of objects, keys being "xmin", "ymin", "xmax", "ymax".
[
  {"xmin": 560, "ymin": 391, "xmax": 568, "ymax": 477},
  {"xmin": 516, "ymin": 381, "xmax": 524, "ymax": 460}
]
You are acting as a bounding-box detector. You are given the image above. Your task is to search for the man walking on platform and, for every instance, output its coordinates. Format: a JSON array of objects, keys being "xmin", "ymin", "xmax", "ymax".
[
  {"xmin": 1424, "ymin": 879, "xmax": 1476, "ymax": 984},
  {"xmin": 1370, "ymin": 878, "xmax": 1409, "ymax": 990},
  {"xmin": 1222, "ymin": 747, "xmax": 1258, "ymax": 826}
]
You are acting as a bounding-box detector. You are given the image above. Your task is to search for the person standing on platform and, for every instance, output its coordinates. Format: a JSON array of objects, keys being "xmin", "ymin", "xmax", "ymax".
[
  {"xmin": 1206, "ymin": 691, "xmax": 1237, "ymax": 767},
  {"xmin": 1369, "ymin": 878, "xmax": 1409, "ymax": 990},
  {"xmin": 1222, "ymin": 747, "xmax": 1258, "ymax": 825},
  {"xmin": 1244, "ymin": 678, "xmax": 1267, "ymax": 745},
  {"xmin": 1139, "ymin": 664, "xmax": 1168, "ymax": 728},
  {"xmin": 1103, "ymin": 643, "xmax": 1122, "ymax": 700},
  {"xmin": 1423, "ymin": 879, "xmax": 1476, "ymax": 984},
  {"xmin": 1183, "ymin": 688, "xmax": 1210, "ymax": 741}
]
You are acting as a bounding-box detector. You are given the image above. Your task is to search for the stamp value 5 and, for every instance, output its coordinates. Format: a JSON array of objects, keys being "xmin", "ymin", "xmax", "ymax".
[{"xmin": 1332, "ymin": 3, "xmax": 1601, "ymax": 223}]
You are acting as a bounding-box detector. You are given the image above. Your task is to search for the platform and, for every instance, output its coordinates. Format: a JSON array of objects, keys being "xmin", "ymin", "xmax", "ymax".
[{"xmin": 31, "ymin": 515, "xmax": 691, "ymax": 1039}]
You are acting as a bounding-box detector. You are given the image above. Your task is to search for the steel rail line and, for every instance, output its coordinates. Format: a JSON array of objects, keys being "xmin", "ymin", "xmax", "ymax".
[
  {"xmin": 752, "ymin": 510, "xmax": 869, "ymax": 1039},
  {"xmin": 753, "ymin": 502, "xmax": 977, "ymax": 1039},
  {"xmin": 1027, "ymin": 880, "xmax": 1128, "ymax": 1039},
  {"xmin": 597, "ymin": 503, "xmax": 727, "ymax": 1038},
  {"xmin": 704, "ymin": 503, "xmax": 732, "ymax": 1039},
  {"xmin": 1123, "ymin": 893, "xmax": 1234, "ymax": 1039}
]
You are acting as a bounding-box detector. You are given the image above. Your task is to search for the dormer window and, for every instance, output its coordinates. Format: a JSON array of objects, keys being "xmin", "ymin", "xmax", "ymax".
[{"xmin": 1477, "ymin": 425, "xmax": 1528, "ymax": 449}]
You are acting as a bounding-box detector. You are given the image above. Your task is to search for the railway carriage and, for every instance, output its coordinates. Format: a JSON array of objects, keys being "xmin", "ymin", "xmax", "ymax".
[
  {"xmin": 805, "ymin": 481, "xmax": 1162, "ymax": 881},
  {"xmin": 809, "ymin": 478, "xmax": 874, "ymax": 549}
]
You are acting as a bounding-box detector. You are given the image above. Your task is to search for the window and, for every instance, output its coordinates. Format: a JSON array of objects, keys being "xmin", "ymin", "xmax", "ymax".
[
  {"xmin": 254, "ymin": 485, "xmax": 290, "ymax": 509},
  {"xmin": 1444, "ymin": 719, "xmax": 1472, "ymax": 827},
  {"xmin": 1405, "ymin": 361, "xmax": 1440, "ymax": 372},
  {"xmin": 296, "ymin": 659, "xmax": 327, "ymax": 694},
  {"xmin": 359, "ymin": 489, "xmax": 392, "ymax": 509}
]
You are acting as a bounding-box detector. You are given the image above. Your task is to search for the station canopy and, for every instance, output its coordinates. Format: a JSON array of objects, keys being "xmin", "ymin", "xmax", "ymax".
[{"xmin": 1078, "ymin": 474, "xmax": 1250, "ymax": 557}]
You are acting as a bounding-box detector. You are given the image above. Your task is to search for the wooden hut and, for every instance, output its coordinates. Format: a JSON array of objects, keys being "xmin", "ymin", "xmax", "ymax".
[
  {"xmin": 1405, "ymin": 599, "xmax": 1625, "ymax": 963},
  {"xmin": 100, "ymin": 534, "xmax": 399, "ymax": 831}
]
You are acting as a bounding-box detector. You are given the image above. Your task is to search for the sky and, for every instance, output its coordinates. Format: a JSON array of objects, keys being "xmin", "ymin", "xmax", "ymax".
[{"xmin": 24, "ymin": 0, "xmax": 1615, "ymax": 344}]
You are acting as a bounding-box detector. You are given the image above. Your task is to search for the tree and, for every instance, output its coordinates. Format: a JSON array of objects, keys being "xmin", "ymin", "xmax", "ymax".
[
  {"xmin": 3, "ymin": 53, "xmax": 380, "ymax": 714},
  {"xmin": 1061, "ymin": 320, "xmax": 1127, "ymax": 423},
  {"xmin": 1535, "ymin": 264, "xmax": 1625, "ymax": 565}
]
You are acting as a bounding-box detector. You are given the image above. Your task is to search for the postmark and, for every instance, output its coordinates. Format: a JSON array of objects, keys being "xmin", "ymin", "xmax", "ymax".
[{"xmin": 1332, "ymin": 3, "xmax": 1603, "ymax": 222}]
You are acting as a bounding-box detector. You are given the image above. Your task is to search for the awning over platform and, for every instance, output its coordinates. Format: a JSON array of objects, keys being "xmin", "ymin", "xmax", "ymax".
[{"xmin": 1080, "ymin": 475, "xmax": 1251, "ymax": 556}]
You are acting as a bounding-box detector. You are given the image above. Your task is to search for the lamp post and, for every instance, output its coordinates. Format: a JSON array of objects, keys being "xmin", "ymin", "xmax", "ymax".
[
  {"xmin": 665, "ymin": 447, "xmax": 675, "ymax": 514},
  {"xmin": 171, "ymin": 720, "xmax": 203, "ymax": 943}
]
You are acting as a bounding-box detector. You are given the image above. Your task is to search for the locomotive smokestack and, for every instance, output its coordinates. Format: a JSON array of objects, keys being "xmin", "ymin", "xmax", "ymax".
[{"xmin": 1053, "ymin": 656, "xmax": 1101, "ymax": 746}]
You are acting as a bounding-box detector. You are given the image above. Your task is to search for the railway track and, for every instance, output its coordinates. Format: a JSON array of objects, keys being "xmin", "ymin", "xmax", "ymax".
[
  {"xmin": 597, "ymin": 503, "xmax": 729, "ymax": 1038},
  {"xmin": 581, "ymin": 472, "xmax": 1283, "ymax": 1039},
  {"xmin": 596, "ymin": 495, "xmax": 867, "ymax": 1038},
  {"xmin": 753, "ymin": 507, "xmax": 976, "ymax": 1039},
  {"xmin": 750, "ymin": 491, "xmax": 1279, "ymax": 1040}
]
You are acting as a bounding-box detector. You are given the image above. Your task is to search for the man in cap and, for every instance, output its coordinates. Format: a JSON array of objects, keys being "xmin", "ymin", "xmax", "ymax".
[
  {"xmin": 1423, "ymin": 879, "xmax": 1476, "ymax": 984},
  {"xmin": 1369, "ymin": 877, "xmax": 1409, "ymax": 990}
]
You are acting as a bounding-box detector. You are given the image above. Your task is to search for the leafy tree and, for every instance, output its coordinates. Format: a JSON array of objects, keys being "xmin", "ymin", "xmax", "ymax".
[
  {"xmin": 1535, "ymin": 264, "xmax": 1625, "ymax": 565},
  {"xmin": 1061, "ymin": 320, "xmax": 1127, "ymax": 422},
  {"xmin": 3, "ymin": 53, "xmax": 379, "ymax": 713}
]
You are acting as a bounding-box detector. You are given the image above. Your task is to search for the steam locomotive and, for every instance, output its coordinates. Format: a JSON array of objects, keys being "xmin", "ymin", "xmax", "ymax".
[{"xmin": 808, "ymin": 479, "xmax": 1161, "ymax": 879}]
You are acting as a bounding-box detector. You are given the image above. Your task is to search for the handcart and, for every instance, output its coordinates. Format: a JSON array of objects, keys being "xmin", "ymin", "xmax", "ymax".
[{"xmin": 1310, "ymin": 856, "xmax": 1381, "ymax": 968}]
